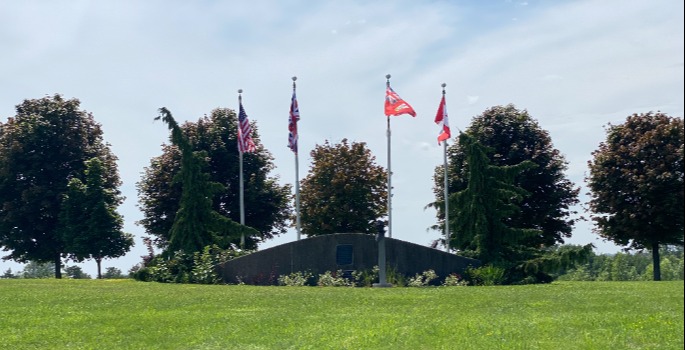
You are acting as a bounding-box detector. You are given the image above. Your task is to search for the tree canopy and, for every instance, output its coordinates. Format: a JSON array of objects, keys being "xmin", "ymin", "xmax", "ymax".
[
  {"xmin": 587, "ymin": 112, "xmax": 684, "ymax": 280},
  {"xmin": 299, "ymin": 139, "xmax": 387, "ymax": 236},
  {"xmin": 432, "ymin": 104, "xmax": 580, "ymax": 249},
  {"xmin": 58, "ymin": 158, "xmax": 133, "ymax": 279},
  {"xmin": 0, "ymin": 94, "xmax": 120, "ymax": 278}
]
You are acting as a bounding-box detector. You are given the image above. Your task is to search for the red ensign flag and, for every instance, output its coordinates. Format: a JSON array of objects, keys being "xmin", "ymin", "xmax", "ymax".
[{"xmin": 385, "ymin": 85, "xmax": 416, "ymax": 117}]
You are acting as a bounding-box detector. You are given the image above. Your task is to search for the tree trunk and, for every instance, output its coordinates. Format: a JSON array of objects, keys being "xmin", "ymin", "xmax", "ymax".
[
  {"xmin": 54, "ymin": 254, "xmax": 62, "ymax": 279},
  {"xmin": 652, "ymin": 243, "xmax": 661, "ymax": 281},
  {"xmin": 96, "ymin": 258, "xmax": 102, "ymax": 279}
]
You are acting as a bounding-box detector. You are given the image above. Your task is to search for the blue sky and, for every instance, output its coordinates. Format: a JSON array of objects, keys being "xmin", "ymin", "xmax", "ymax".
[{"xmin": 1, "ymin": 0, "xmax": 683, "ymax": 277}]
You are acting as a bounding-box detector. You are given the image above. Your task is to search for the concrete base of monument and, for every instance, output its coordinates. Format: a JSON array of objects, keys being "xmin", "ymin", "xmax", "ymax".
[{"xmin": 372, "ymin": 282, "xmax": 393, "ymax": 288}]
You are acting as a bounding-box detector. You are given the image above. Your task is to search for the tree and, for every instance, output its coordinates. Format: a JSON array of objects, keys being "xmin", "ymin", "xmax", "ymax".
[
  {"xmin": 138, "ymin": 108, "xmax": 290, "ymax": 251},
  {"xmin": 103, "ymin": 267, "xmax": 125, "ymax": 279},
  {"xmin": 20, "ymin": 261, "xmax": 57, "ymax": 278},
  {"xmin": 431, "ymin": 104, "xmax": 580, "ymax": 251},
  {"xmin": 58, "ymin": 158, "xmax": 134, "ymax": 279},
  {"xmin": 587, "ymin": 112, "xmax": 684, "ymax": 281},
  {"xmin": 299, "ymin": 139, "xmax": 387, "ymax": 236},
  {"xmin": 0, "ymin": 94, "xmax": 120, "ymax": 279},
  {"xmin": 64, "ymin": 265, "xmax": 91, "ymax": 279},
  {"xmin": 152, "ymin": 108, "xmax": 259, "ymax": 255},
  {"xmin": 450, "ymin": 133, "xmax": 539, "ymax": 265},
  {"xmin": 1, "ymin": 268, "xmax": 17, "ymax": 279}
]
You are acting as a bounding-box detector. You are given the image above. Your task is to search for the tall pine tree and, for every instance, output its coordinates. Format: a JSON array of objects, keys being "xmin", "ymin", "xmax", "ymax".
[{"xmin": 155, "ymin": 108, "xmax": 257, "ymax": 254}]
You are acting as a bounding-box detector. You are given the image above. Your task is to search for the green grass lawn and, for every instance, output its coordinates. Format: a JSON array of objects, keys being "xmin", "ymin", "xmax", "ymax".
[{"xmin": 0, "ymin": 279, "xmax": 682, "ymax": 350}]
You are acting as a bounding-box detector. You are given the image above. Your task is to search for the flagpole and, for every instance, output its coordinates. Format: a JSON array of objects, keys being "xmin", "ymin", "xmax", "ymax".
[
  {"xmin": 385, "ymin": 74, "xmax": 393, "ymax": 238},
  {"xmin": 292, "ymin": 76, "xmax": 302, "ymax": 240},
  {"xmin": 238, "ymin": 89, "xmax": 246, "ymax": 249},
  {"xmin": 442, "ymin": 83, "xmax": 450, "ymax": 252}
]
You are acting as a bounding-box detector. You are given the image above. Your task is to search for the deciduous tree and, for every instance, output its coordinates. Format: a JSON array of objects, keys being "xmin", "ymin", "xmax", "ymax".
[
  {"xmin": 587, "ymin": 112, "xmax": 684, "ymax": 281},
  {"xmin": 0, "ymin": 94, "xmax": 120, "ymax": 278},
  {"xmin": 59, "ymin": 158, "xmax": 133, "ymax": 279},
  {"xmin": 299, "ymin": 139, "xmax": 387, "ymax": 236}
]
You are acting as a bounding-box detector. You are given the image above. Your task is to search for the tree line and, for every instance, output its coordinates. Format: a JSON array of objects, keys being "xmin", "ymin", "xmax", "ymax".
[
  {"xmin": 4, "ymin": 246, "xmax": 681, "ymax": 282},
  {"xmin": 1, "ymin": 95, "xmax": 683, "ymax": 283}
]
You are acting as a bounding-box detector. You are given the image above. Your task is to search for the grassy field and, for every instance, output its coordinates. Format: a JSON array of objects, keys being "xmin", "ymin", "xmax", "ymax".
[{"xmin": 0, "ymin": 280, "xmax": 682, "ymax": 349}]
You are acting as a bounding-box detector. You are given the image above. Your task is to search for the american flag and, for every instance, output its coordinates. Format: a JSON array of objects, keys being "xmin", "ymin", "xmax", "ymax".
[
  {"xmin": 237, "ymin": 102, "xmax": 256, "ymax": 153},
  {"xmin": 288, "ymin": 90, "xmax": 299, "ymax": 153}
]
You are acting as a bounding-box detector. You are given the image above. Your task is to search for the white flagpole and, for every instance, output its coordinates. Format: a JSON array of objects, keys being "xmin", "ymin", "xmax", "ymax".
[
  {"xmin": 385, "ymin": 74, "xmax": 393, "ymax": 238},
  {"xmin": 238, "ymin": 89, "xmax": 245, "ymax": 249},
  {"xmin": 442, "ymin": 83, "xmax": 450, "ymax": 252},
  {"xmin": 292, "ymin": 76, "xmax": 302, "ymax": 240}
]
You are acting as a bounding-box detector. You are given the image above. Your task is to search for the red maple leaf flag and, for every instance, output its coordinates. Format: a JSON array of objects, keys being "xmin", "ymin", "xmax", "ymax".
[
  {"xmin": 385, "ymin": 85, "xmax": 416, "ymax": 117},
  {"xmin": 434, "ymin": 94, "xmax": 451, "ymax": 144}
]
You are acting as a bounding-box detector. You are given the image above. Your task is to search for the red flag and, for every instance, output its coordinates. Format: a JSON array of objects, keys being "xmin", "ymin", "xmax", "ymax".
[
  {"xmin": 288, "ymin": 89, "xmax": 299, "ymax": 153},
  {"xmin": 434, "ymin": 95, "xmax": 451, "ymax": 144},
  {"xmin": 385, "ymin": 85, "xmax": 416, "ymax": 117},
  {"xmin": 237, "ymin": 101, "xmax": 256, "ymax": 153}
]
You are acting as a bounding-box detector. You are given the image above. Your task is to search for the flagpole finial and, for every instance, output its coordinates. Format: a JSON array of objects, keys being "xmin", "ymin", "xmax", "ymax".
[
  {"xmin": 386, "ymin": 74, "xmax": 391, "ymax": 80},
  {"xmin": 292, "ymin": 76, "xmax": 297, "ymax": 82},
  {"xmin": 441, "ymin": 83, "xmax": 446, "ymax": 88},
  {"xmin": 238, "ymin": 89, "xmax": 243, "ymax": 94}
]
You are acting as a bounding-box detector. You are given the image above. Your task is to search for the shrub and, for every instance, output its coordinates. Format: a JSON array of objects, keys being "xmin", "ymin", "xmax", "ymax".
[
  {"xmin": 407, "ymin": 269, "xmax": 438, "ymax": 287},
  {"xmin": 385, "ymin": 266, "xmax": 407, "ymax": 286},
  {"xmin": 442, "ymin": 273, "xmax": 469, "ymax": 286},
  {"xmin": 317, "ymin": 270, "xmax": 354, "ymax": 287},
  {"xmin": 278, "ymin": 271, "xmax": 313, "ymax": 286},
  {"xmin": 466, "ymin": 265, "xmax": 505, "ymax": 286},
  {"xmin": 351, "ymin": 266, "xmax": 379, "ymax": 287},
  {"xmin": 132, "ymin": 245, "xmax": 249, "ymax": 284}
]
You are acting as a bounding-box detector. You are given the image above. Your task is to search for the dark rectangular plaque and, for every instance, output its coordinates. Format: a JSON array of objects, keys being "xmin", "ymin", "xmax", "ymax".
[{"xmin": 336, "ymin": 244, "xmax": 353, "ymax": 266}]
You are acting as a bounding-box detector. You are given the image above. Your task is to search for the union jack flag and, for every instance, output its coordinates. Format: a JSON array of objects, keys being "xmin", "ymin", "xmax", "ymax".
[
  {"xmin": 288, "ymin": 90, "xmax": 300, "ymax": 153},
  {"xmin": 237, "ymin": 102, "xmax": 256, "ymax": 153}
]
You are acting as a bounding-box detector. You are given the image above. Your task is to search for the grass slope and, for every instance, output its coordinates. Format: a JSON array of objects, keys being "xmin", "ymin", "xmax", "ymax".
[{"xmin": 0, "ymin": 280, "xmax": 682, "ymax": 349}]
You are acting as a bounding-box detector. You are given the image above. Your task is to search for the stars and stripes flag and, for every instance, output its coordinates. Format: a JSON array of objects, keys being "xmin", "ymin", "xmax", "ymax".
[
  {"xmin": 237, "ymin": 101, "xmax": 256, "ymax": 153},
  {"xmin": 384, "ymin": 84, "xmax": 416, "ymax": 117},
  {"xmin": 434, "ymin": 94, "xmax": 451, "ymax": 144},
  {"xmin": 288, "ymin": 89, "xmax": 299, "ymax": 153}
]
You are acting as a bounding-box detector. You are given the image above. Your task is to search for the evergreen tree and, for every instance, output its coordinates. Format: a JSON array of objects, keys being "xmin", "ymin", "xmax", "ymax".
[
  {"xmin": 450, "ymin": 133, "xmax": 539, "ymax": 267},
  {"xmin": 432, "ymin": 104, "xmax": 579, "ymax": 250},
  {"xmin": 155, "ymin": 108, "xmax": 258, "ymax": 255},
  {"xmin": 138, "ymin": 108, "xmax": 290, "ymax": 250}
]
